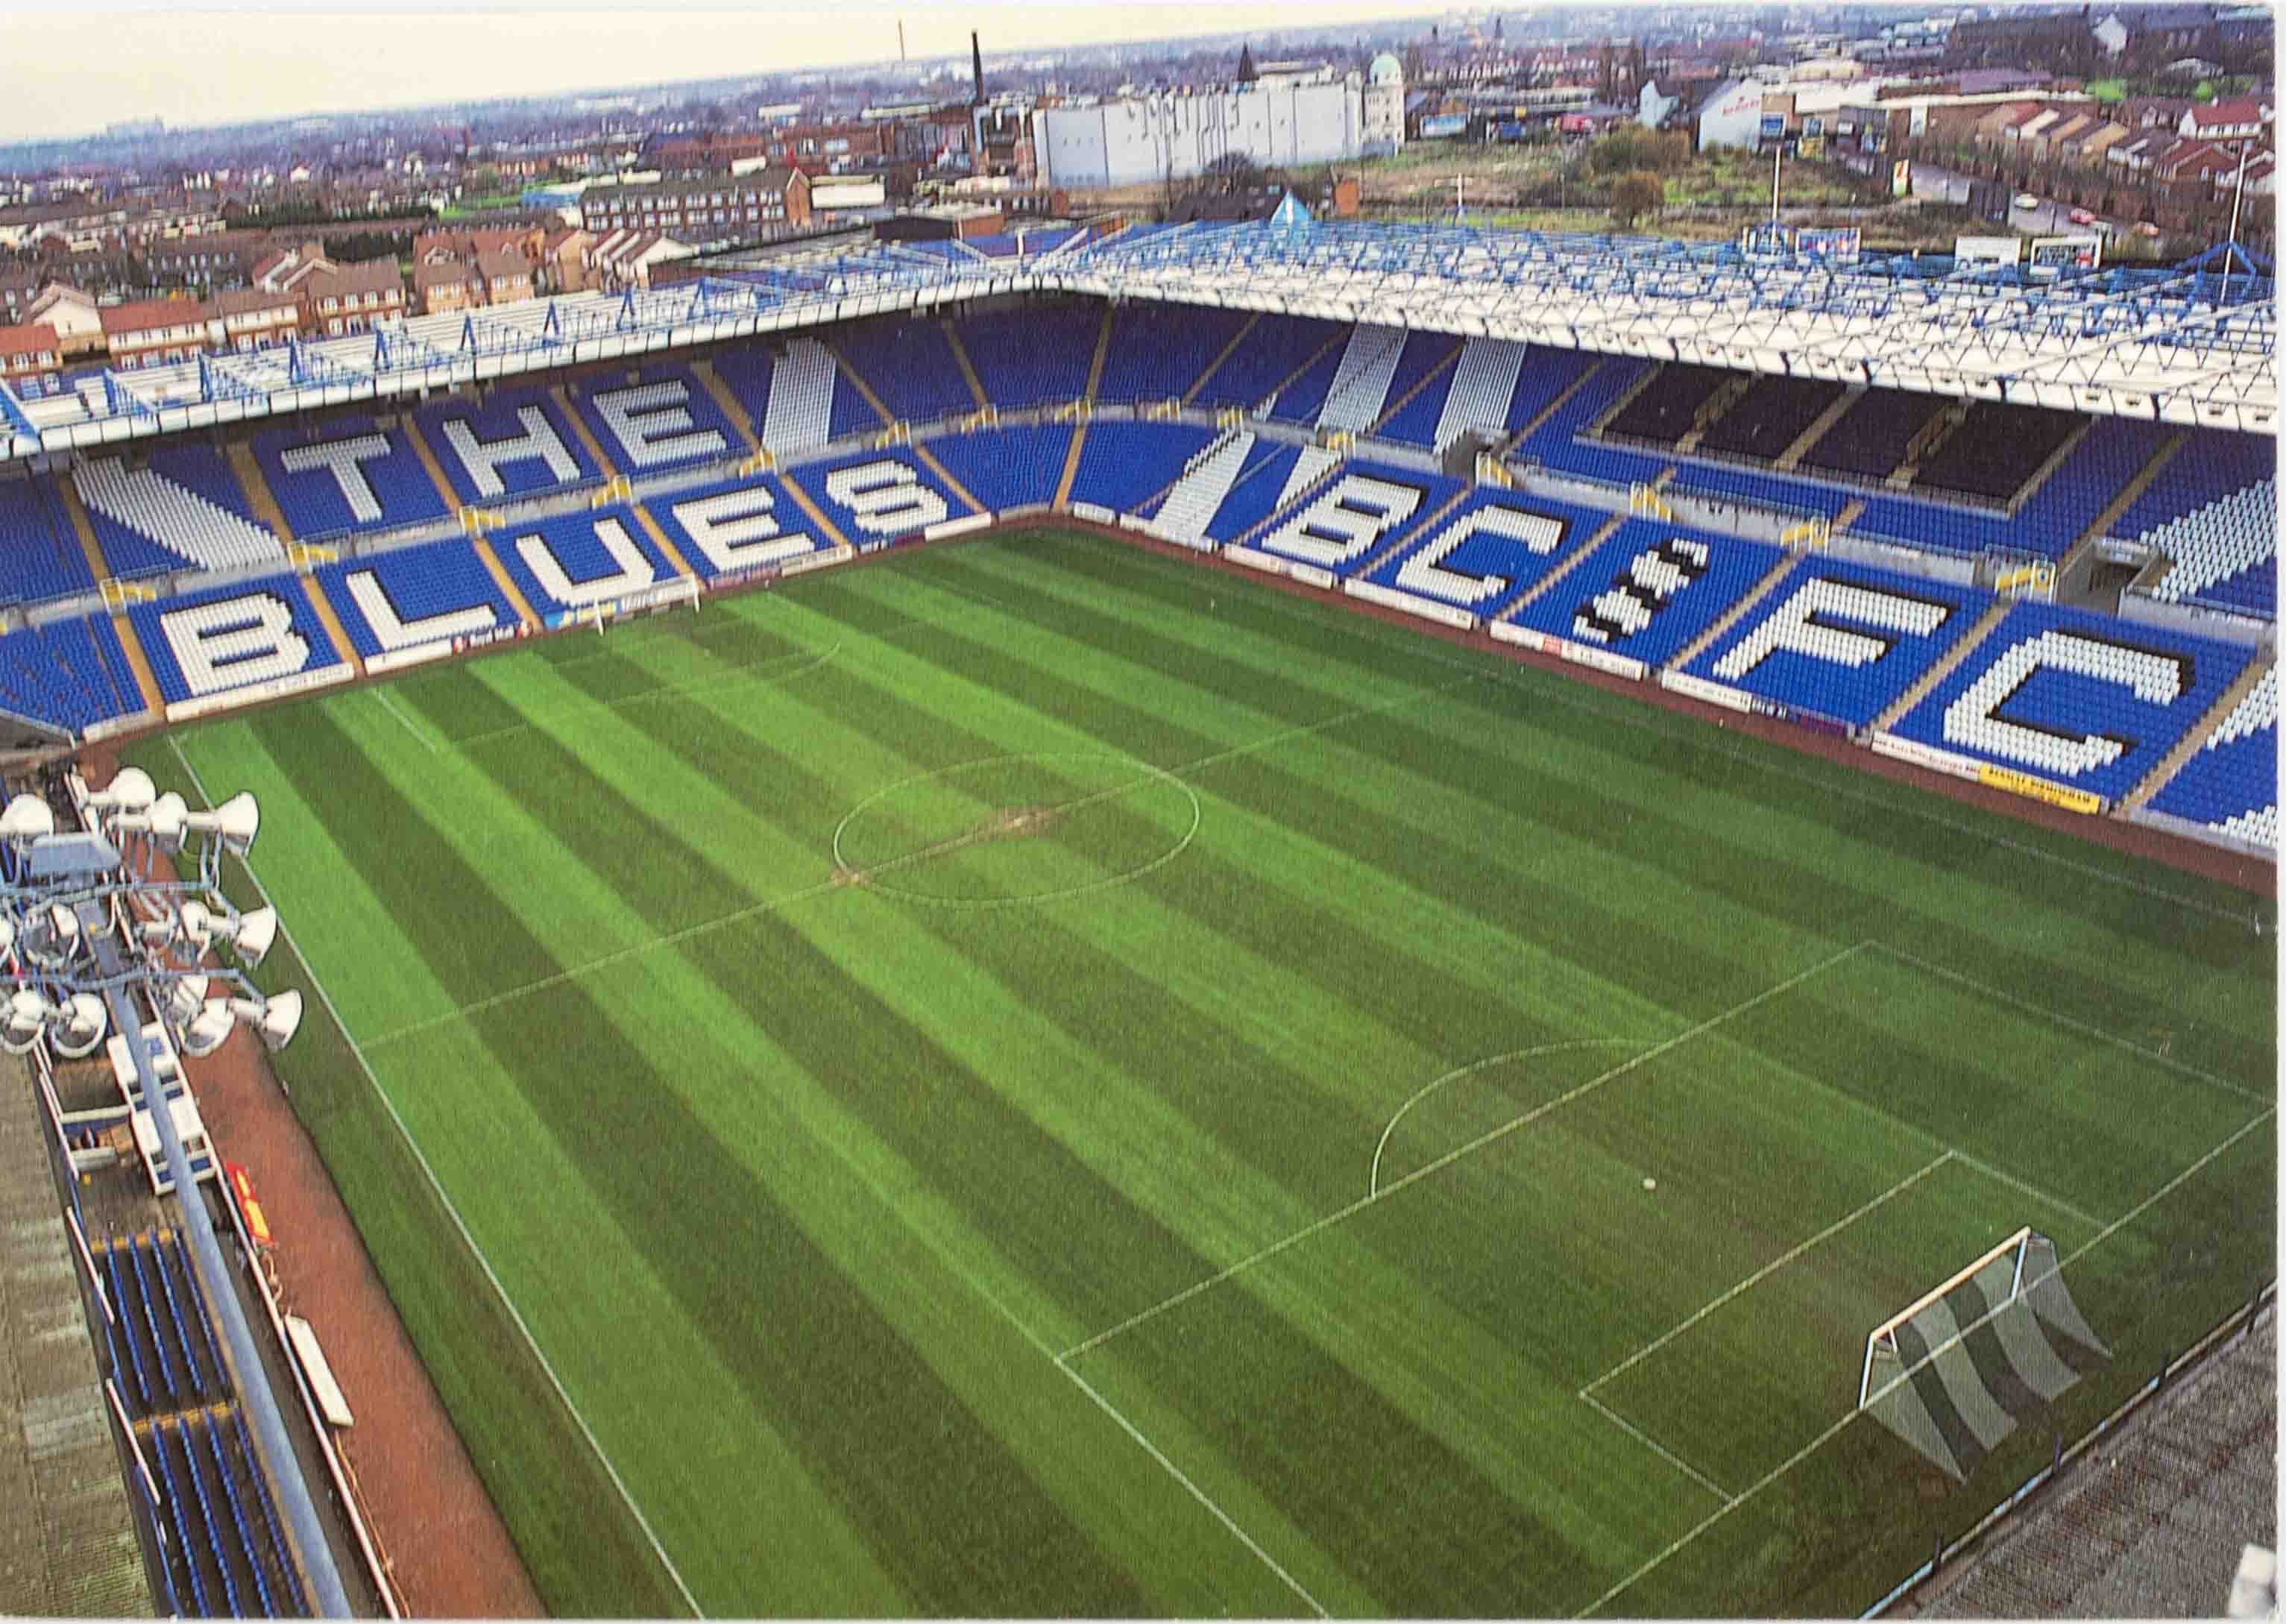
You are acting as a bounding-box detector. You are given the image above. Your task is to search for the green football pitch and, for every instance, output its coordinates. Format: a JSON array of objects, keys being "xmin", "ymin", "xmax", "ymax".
[{"xmin": 129, "ymin": 528, "xmax": 2276, "ymax": 1618}]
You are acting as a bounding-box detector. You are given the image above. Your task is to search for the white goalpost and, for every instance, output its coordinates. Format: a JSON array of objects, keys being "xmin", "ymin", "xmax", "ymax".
[
  {"xmin": 1860, "ymin": 1227, "xmax": 2034, "ymax": 1407},
  {"xmin": 1857, "ymin": 1226, "xmax": 2109, "ymax": 1480}
]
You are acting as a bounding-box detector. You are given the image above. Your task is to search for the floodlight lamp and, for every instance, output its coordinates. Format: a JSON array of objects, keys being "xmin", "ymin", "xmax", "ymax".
[
  {"xmin": 0, "ymin": 794, "xmax": 53, "ymax": 846},
  {"xmin": 84, "ymin": 768, "xmax": 155, "ymax": 813},
  {"xmin": 251, "ymin": 988, "xmax": 301, "ymax": 1051},
  {"xmin": 228, "ymin": 907, "xmax": 278, "ymax": 969},
  {"xmin": 165, "ymin": 975, "xmax": 210, "ymax": 1027},
  {"xmin": 180, "ymin": 1000, "xmax": 233, "ymax": 1059},
  {"xmin": 184, "ymin": 793, "xmax": 259, "ymax": 857},
  {"xmin": 50, "ymin": 993, "xmax": 107, "ymax": 1060},
  {"xmin": 0, "ymin": 991, "xmax": 45, "ymax": 1054},
  {"xmin": 176, "ymin": 901, "xmax": 217, "ymax": 949},
  {"xmin": 113, "ymin": 792, "xmax": 189, "ymax": 852}
]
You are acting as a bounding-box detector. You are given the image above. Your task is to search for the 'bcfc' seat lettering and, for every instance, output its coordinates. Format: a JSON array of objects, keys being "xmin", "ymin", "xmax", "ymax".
[{"xmin": 1573, "ymin": 538, "xmax": 1709, "ymax": 646}]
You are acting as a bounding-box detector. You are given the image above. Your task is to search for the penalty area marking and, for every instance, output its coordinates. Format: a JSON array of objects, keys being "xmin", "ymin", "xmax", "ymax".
[
  {"xmin": 1573, "ymin": 1103, "xmax": 2276, "ymax": 1618},
  {"xmin": 1370, "ymin": 1039, "xmax": 1653, "ymax": 1198},
  {"xmin": 166, "ymin": 734, "xmax": 708, "ymax": 1619}
]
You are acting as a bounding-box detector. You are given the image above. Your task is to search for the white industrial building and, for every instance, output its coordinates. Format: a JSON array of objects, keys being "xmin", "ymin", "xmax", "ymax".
[{"xmin": 1034, "ymin": 76, "xmax": 1373, "ymax": 189}]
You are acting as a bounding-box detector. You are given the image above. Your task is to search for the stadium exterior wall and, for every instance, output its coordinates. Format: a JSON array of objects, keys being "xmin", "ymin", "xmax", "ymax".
[{"xmin": 1035, "ymin": 83, "xmax": 1365, "ymax": 189}]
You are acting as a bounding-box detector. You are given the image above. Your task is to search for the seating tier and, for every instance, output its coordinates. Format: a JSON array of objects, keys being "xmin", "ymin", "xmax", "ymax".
[
  {"xmin": 1684, "ymin": 557, "xmax": 1994, "ymax": 726},
  {"xmin": 1891, "ymin": 599, "xmax": 2253, "ymax": 802},
  {"xmin": 251, "ymin": 415, "xmax": 452, "ymax": 540}
]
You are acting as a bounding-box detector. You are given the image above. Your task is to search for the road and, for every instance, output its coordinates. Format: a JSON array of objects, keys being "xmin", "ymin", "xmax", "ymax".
[{"xmin": 1906, "ymin": 159, "xmax": 2114, "ymax": 238}]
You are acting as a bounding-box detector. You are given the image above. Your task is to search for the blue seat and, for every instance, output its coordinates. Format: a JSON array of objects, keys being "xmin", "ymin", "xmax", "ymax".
[
  {"xmin": 923, "ymin": 426, "xmax": 1075, "ymax": 512},
  {"xmin": 250, "ymin": 415, "xmax": 452, "ymax": 540},
  {"xmin": 1065, "ymin": 423, "xmax": 1217, "ymax": 514}
]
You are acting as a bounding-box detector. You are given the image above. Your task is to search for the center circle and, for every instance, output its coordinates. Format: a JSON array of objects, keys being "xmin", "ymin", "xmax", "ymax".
[{"xmin": 830, "ymin": 752, "xmax": 1201, "ymax": 907}]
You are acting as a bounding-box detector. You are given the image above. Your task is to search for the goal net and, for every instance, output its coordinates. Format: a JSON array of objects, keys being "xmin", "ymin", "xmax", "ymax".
[{"xmin": 1858, "ymin": 1228, "xmax": 2109, "ymax": 1480}]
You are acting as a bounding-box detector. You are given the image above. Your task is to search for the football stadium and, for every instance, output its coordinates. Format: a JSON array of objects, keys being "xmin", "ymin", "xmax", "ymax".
[{"xmin": 0, "ymin": 213, "xmax": 2275, "ymax": 1617}]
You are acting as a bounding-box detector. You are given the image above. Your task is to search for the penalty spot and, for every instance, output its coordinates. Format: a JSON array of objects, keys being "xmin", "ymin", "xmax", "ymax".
[{"xmin": 1643, "ymin": 1177, "xmax": 1657, "ymax": 1192}]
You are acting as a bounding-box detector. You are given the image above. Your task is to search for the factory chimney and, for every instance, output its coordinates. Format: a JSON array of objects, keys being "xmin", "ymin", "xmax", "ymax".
[{"xmin": 972, "ymin": 31, "xmax": 986, "ymax": 105}]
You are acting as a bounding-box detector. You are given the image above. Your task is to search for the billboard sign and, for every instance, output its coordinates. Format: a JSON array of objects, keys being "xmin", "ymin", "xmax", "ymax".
[
  {"xmin": 1892, "ymin": 158, "xmax": 1911, "ymax": 197},
  {"xmin": 2028, "ymin": 234, "xmax": 2102, "ymax": 278},
  {"xmin": 1419, "ymin": 113, "xmax": 1467, "ymax": 139},
  {"xmin": 1760, "ymin": 113, "xmax": 1787, "ymax": 140},
  {"xmin": 1798, "ymin": 134, "xmax": 1826, "ymax": 158},
  {"xmin": 1954, "ymin": 234, "xmax": 2022, "ymax": 268}
]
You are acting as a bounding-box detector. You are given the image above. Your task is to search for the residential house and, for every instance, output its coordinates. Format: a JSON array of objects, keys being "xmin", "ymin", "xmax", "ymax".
[
  {"xmin": 99, "ymin": 298, "xmax": 215, "ymax": 369},
  {"xmin": 297, "ymin": 259, "xmax": 405, "ymax": 337},
  {"xmin": 583, "ymin": 229, "xmax": 696, "ymax": 291},
  {"xmin": 0, "ymin": 268, "xmax": 40, "ymax": 324},
  {"xmin": 25, "ymin": 283, "xmax": 104, "ymax": 357},
  {"xmin": 538, "ymin": 227, "xmax": 594, "ymax": 295},
  {"xmin": 576, "ymin": 169, "xmax": 811, "ymax": 242},
  {"xmin": 471, "ymin": 248, "xmax": 535, "ymax": 306},
  {"xmin": 412, "ymin": 259, "xmax": 476, "ymax": 315},
  {"xmin": 212, "ymin": 287, "xmax": 301, "ymax": 351},
  {"xmin": 0, "ymin": 322, "xmax": 60, "ymax": 383},
  {"xmin": 2180, "ymin": 97, "xmax": 2273, "ymax": 139}
]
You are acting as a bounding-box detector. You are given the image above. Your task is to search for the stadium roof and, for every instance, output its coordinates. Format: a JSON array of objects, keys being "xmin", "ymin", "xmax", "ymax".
[
  {"xmin": 0, "ymin": 219, "xmax": 2271, "ymax": 462},
  {"xmin": 1037, "ymin": 221, "xmax": 2278, "ymax": 431}
]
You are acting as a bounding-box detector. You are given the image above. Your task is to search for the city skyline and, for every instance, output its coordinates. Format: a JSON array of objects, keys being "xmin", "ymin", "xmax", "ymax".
[{"xmin": 7, "ymin": 1, "xmax": 1455, "ymax": 143}]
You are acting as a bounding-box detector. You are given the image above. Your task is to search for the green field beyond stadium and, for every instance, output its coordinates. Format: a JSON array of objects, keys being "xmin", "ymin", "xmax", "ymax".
[{"xmin": 129, "ymin": 528, "xmax": 2276, "ymax": 1618}]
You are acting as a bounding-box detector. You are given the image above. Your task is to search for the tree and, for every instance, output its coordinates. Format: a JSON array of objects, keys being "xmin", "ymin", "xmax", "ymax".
[
  {"xmin": 1611, "ymin": 171, "xmax": 1663, "ymax": 229},
  {"xmin": 1597, "ymin": 40, "xmax": 1619, "ymax": 103}
]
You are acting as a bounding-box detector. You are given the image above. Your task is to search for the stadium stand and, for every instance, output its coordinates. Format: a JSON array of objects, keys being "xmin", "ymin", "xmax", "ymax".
[
  {"xmin": 1425, "ymin": 336, "xmax": 1528, "ymax": 451},
  {"xmin": 1370, "ymin": 333, "xmax": 1464, "ymax": 445},
  {"xmin": 1185, "ymin": 313, "xmax": 1347, "ymax": 412},
  {"xmin": 570, "ymin": 364, "xmax": 744, "ymax": 473},
  {"xmin": 1846, "ymin": 415, "xmax": 2178, "ymax": 560},
  {"xmin": 645, "ymin": 471, "xmax": 846, "ymax": 579},
  {"xmin": 1796, "ymin": 388, "xmax": 1948, "ymax": 482},
  {"xmin": 1514, "ymin": 356, "xmax": 1672, "ymax": 485},
  {"xmin": 1683, "ymin": 558, "xmax": 1994, "ymax": 726},
  {"xmin": 1500, "ymin": 346, "xmax": 1607, "ymax": 438},
  {"xmin": 1065, "ymin": 421, "xmax": 1216, "ymax": 514},
  {"xmin": 415, "ymin": 385, "xmax": 599, "ymax": 505},
  {"xmin": 76, "ymin": 447, "xmax": 285, "ymax": 579},
  {"xmin": 1095, "ymin": 304, "xmax": 1253, "ymax": 404},
  {"xmin": 950, "ymin": 306, "xmax": 1098, "ymax": 408},
  {"xmin": 2146, "ymin": 666, "xmax": 2277, "ymax": 846},
  {"xmin": 249, "ymin": 416, "xmax": 452, "ymax": 541},
  {"xmin": 1195, "ymin": 441, "xmax": 1312, "ymax": 543},
  {"xmin": 1147, "ymin": 429, "xmax": 1256, "ymax": 544},
  {"xmin": 1913, "ymin": 400, "xmax": 2086, "ymax": 504},
  {"xmin": 785, "ymin": 450, "xmax": 968, "ymax": 549},
  {"xmin": 1695, "ymin": 375, "xmax": 1846, "ymax": 463},
  {"xmin": 0, "ymin": 615, "xmax": 143, "ymax": 731},
  {"xmin": 1252, "ymin": 459, "xmax": 1468, "ymax": 576},
  {"xmin": 1891, "ymin": 599, "xmax": 2255, "ymax": 802},
  {"xmin": 813, "ymin": 320, "xmax": 972, "ymax": 425},
  {"xmin": 488, "ymin": 506, "xmax": 680, "ymax": 616},
  {"xmin": 316, "ymin": 538, "xmax": 523, "ymax": 658},
  {"xmin": 1309, "ymin": 324, "xmax": 1411, "ymax": 430},
  {"xmin": 1358, "ymin": 487, "xmax": 1609, "ymax": 618},
  {"xmin": 1600, "ymin": 362, "xmax": 1734, "ymax": 447},
  {"xmin": 1263, "ymin": 327, "xmax": 1360, "ymax": 424},
  {"xmin": 127, "ymin": 572, "xmax": 344, "ymax": 705},
  {"xmin": 0, "ymin": 469, "xmax": 99, "ymax": 603},
  {"xmin": 922, "ymin": 424, "xmax": 1075, "ymax": 513},
  {"xmin": 1512, "ymin": 520, "xmax": 1788, "ymax": 666},
  {"xmin": 2119, "ymin": 431, "xmax": 2278, "ymax": 619}
]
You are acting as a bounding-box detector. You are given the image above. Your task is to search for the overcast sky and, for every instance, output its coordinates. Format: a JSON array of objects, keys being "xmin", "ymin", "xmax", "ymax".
[{"xmin": 4, "ymin": 2, "xmax": 1452, "ymax": 143}]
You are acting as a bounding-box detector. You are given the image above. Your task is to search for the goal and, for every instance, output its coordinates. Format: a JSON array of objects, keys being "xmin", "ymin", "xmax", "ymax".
[{"xmin": 1858, "ymin": 1227, "xmax": 2109, "ymax": 1479}]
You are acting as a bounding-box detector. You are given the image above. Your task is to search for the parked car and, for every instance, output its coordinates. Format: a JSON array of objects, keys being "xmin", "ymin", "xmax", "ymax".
[
  {"xmin": 2135, "ymin": 220, "xmax": 2162, "ymax": 237},
  {"xmin": 2068, "ymin": 207, "xmax": 2097, "ymax": 225},
  {"xmin": 2014, "ymin": 192, "xmax": 2041, "ymax": 210}
]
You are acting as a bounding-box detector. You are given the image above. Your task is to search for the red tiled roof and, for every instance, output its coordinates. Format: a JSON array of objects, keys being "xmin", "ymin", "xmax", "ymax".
[{"xmin": 98, "ymin": 298, "xmax": 212, "ymax": 335}]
